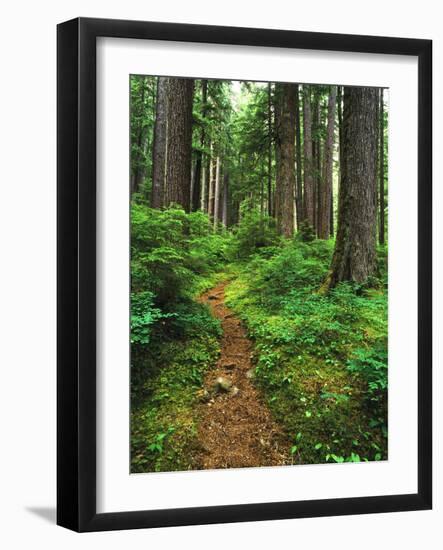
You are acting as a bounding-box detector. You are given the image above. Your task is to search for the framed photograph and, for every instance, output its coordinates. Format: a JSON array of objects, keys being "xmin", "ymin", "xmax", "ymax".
[{"xmin": 57, "ymin": 17, "xmax": 432, "ymax": 532}]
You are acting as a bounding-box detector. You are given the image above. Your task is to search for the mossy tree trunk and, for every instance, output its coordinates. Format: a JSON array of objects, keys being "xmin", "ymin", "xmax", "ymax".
[{"xmin": 327, "ymin": 87, "xmax": 378, "ymax": 287}]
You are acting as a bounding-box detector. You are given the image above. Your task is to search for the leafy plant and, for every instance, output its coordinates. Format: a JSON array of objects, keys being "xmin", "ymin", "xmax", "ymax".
[{"xmin": 347, "ymin": 342, "xmax": 388, "ymax": 405}]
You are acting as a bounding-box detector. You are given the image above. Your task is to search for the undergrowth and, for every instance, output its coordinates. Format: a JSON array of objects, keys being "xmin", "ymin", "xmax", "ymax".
[
  {"xmin": 130, "ymin": 204, "xmax": 388, "ymax": 471},
  {"xmin": 225, "ymin": 236, "xmax": 388, "ymax": 465},
  {"xmin": 130, "ymin": 202, "xmax": 229, "ymax": 472}
]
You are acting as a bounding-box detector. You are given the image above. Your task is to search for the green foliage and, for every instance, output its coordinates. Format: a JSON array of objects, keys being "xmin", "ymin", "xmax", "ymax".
[
  {"xmin": 130, "ymin": 76, "xmax": 157, "ymax": 196},
  {"xmin": 129, "ymin": 77, "xmax": 390, "ymax": 472},
  {"xmin": 250, "ymin": 239, "xmax": 334, "ymax": 305},
  {"xmin": 165, "ymin": 300, "xmax": 222, "ymax": 340},
  {"xmin": 296, "ymin": 220, "xmax": 317, "ymax": 242},
  {"xmin": 225, "ymin": 238, "xmax": 388, "ymax": 465},
  {"xmin": 130, "ymin": 291, "xmax": 172, "ymax": 345},
  {"xmin": 131, "ymin": 334, "xmax": 220, "ymax": 473},
  {"xmin": 130, "ymin": 203, "xmax": 228, "ymax": 472},
  {"xmin": 229, "ymin": 210, "xmax": 280, "ymax": 259},
  {"xmin": 347, "ymin": 342, "xmax": 388, "ymax": 405},
  {"xmin": 131, "ymin": 204, "xmax": 230, "ymax": 305}
]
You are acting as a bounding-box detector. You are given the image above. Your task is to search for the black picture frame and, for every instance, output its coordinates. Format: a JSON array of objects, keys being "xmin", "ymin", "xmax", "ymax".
[{"xmin": 57, "ymin": 17, "xmax": 432, "ymax": 532}]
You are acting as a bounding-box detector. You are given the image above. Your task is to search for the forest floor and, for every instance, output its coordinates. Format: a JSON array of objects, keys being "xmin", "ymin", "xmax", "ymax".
[{"xmin": 194, "ymin": 282, "xmax": 291, "ymax": 469}]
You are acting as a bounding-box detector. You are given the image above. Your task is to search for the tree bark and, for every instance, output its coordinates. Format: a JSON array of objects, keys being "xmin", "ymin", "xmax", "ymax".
[
  {"xmin": 274, "ymin": 83, "xmax": 296, "ymax": 237},
  {"xmin": 213, "ymin": 156, "xmax": 221, "ymax": 229},
  {"xmin": 200, "ymin": 159, "xmax": 207, "ymax": 212},
  {"xmin": 151, "ymin": 77, "xmax": 168, "ymax": 208},
  {"xmin": 327, "ymin": 87, "xmax": 378, "ymax": 287},
  {"xmin": 163, "ymin": 78, "xmax": 194, "ymax": 211},
  {"xmin": 303, "ymin": 85, "xmax": 315, "ymax": 228},
  {"xmin": 295, "ymin": 84, "xmax": 303, "ymax": 227},
  {"xmin": 334, "ymin": 85, "xmax": 344, "ymax": 238},
  {"xmin": 313, "ymin": 90, "xmax": 322, "ymax": 234},
  {"xmin": 318, "ymin": 86, "xmax": 337, "ymax": 239},
  {"xmin": 208, "ymin": 143, "xmax": 215, "ymax": 220},
  {"xmin": 267, "ymin": 83, "xmax": 273, "ymax": 217},
  {"xmin": 379, "ymin": 89, "xmax": 385, "ymax": 245},
  {"xmin": 222, "ymin": 169, "xmax": 229, "ymax": 227},
  {"xmin": 192, "ymin": 80, "xmax": 207, "ymax": 211}
]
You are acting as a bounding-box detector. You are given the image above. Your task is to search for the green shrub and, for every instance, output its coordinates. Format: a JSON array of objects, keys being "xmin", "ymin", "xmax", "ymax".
[
  {"xmin": 131, "ymin": 203, "xmax": 230, "ymax": 306},
  {"xmin": 130, "ymin": 291, "xmax": 172, "ymax": 345},
  {"xmin": 164, "ymin": 299, "xmax": 222, "ymax": 340},
  {"xmin": 229, "ymin": 210, "xmax": 280, "ymax": 259},
  {"xmin": 296, "ymin": 220, "xmax": 317, "ymax": 242},
  {"xmin": 248, "ymin": 239, "xmax": 334, "ymax": 309},
  {"xmin": 347, "ymin": 341, "xmax": 388, "ymax": 405}
]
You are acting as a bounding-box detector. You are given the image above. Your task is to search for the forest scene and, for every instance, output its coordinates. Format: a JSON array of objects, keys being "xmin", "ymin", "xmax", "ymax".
[{"xmin": 130, "ymin": 75, "xmax": 388, "ymax": 473}]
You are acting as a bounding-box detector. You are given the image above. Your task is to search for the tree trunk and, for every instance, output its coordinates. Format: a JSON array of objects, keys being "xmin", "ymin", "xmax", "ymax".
[
  {"xmin": 303, "ymin": 85, "xmax": 315, "ymax": 228},
  {"xmin": 151, "ymin": 77, "xmax": 168, "ymax": 208},
  {"xmin": 208, "ymin": 143, "xmax": 215, "ymax": 220},
  {"xmin": 334, "ymin": 85, "xmax": 343, "ymax": 238},
  {"xmin": 313, "ymin": 90, "xmax": 321, "ymax": 234},
  {"xmin": 337, "ymin": 85, "xmax": 343, "ymax": 178},
  {"xmin": 327, "ymin": 87, "xmax": 378, "ymax": 287},
  {"xmin": 163, "ymin": 78, "xmax": 194, "ymax": 211},
  {"xmin": 200, "ymin": 159, "xmax": 207, "ymax": 212},
  {"xmin": 192, "ymin": 80, "xmax": 207, "ymax": 211},
  {"xmin": 213, "ymin": 156, "xmax": 221, "ymax": 229},
  {"xmin": 274, "ymin": 83, "xmax": 296, "ymax": 237},
  {"xmin": 318, "ymin": 86, "xmax": 337, "ymax": 239},
  {"xmin": 379, "ymin": 89, "xmax": 385, "ymax": 245},
  {"xmin": 222, "ymin": 169, "xmax": 229, "ymax": 227},
  {"xmin": 295, "ymin": 84, "xmax": 303, "ymax": 227},
  {"xmin": 267, "ymin": 83, "xmax": 273, "ymax": 217}
]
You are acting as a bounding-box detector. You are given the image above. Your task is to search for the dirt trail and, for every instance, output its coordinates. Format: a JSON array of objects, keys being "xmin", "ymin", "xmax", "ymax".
[{"xmin": 195, "ymin": 281, "xmax": 290, "ymax": 470}]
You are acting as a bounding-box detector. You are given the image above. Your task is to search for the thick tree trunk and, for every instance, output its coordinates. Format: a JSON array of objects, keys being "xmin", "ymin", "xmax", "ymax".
[
  {"xmin": 303, "ymin": 85, "xmax": 315, "ymax": 228},
  {"xmin": 379, "ymin": 89, "xmax": 385, "ymax": 245},
  {"xmin": 295, "ymin": 84, "xmax": 303, "ymax": 227},
  {"xmin": 163, "ymin": 78, "xmax": 194, "ymax": 211},
  {"xmin": 274, "ymin": 83, "xmax": 296, "ymax": 237},
  {"xmin": 151, "ymin": 77, "xmax": 168, "ymax": 208},
  {"xmin": 327, "ymin": 87, "xmax": 378, "ymax": 287},
  {"xmin": 318, "ymin": 86, "xmax": 337, "ymax": 239}
]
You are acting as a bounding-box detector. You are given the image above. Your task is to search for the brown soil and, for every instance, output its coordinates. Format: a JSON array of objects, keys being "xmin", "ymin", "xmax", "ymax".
[{"xmin": 194, "ymin": 282, "xmax": 290, "ymax": 470}]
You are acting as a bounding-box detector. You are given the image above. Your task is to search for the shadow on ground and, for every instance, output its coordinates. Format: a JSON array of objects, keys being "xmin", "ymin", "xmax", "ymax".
[{"xmin": 26, "ymin": 507, "xmax": 56, "ymax": 524}]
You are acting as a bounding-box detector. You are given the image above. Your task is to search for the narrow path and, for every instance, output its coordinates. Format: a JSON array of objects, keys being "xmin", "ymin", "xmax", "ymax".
[{"xmin": 195, "ymin": 281, "xmax": 290, "ymax": 470}]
